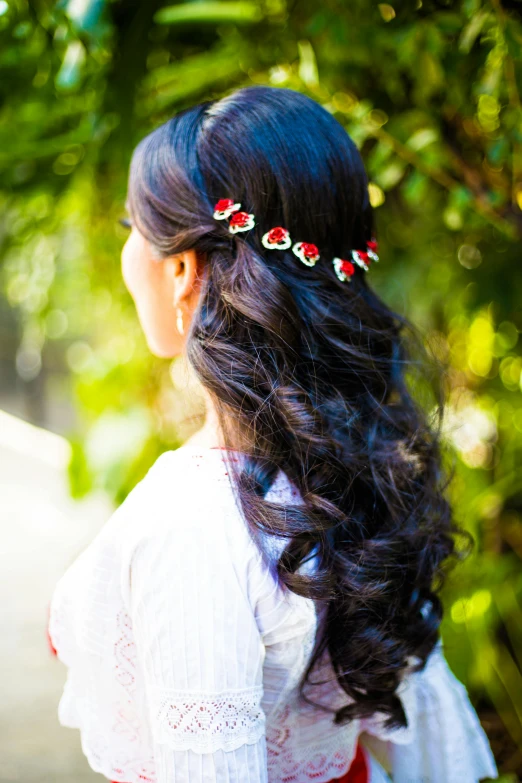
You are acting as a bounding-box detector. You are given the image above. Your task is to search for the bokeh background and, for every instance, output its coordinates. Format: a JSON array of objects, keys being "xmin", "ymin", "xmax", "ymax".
[{"xmin": 1, "ymin": 0, "xmax": 521, "ymax": 781}]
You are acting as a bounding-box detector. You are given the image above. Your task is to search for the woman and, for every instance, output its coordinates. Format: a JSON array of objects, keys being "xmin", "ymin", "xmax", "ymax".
[{"xmin": 48, "ymin": 86, "xmax": 498, "ymax": 783}]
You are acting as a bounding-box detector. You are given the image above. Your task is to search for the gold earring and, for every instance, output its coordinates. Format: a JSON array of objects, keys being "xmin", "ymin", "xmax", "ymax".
[{"xmin": 175, "ymin": 306, "xmax": 185, "ymax": 335}]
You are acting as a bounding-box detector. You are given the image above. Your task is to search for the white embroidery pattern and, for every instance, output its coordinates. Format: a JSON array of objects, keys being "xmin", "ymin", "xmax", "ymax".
[
  {"xmin": 266, "ymin": 702, "xmax": 359, "ymax": 783},
  {"xmin": 149, "ymin": 685, "xmax": 266, "ymax": 753},
  {"xmin": 80, "ymin": 725, "xmax": 156, "ymax": 783},
  {"xmin": 114, "ymin": 609, "xmax": 137, "ymax": 697}
]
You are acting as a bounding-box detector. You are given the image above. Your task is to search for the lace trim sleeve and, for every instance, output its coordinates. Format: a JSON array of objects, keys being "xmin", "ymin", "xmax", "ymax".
[{"xmin": 148, "ymin": 685, "xmax": 266, "ymax": 753}]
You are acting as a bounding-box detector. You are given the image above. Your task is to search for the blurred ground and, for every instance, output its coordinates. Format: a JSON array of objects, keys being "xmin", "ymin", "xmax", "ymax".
[{"xmin": 0, "ymin": 410, "xmax": 111, "ymax": 782}]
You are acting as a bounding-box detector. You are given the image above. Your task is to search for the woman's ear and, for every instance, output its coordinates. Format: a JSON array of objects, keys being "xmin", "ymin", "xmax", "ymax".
[{"xmin": 170, "ymin": 249, "xmax": 200, "ymax": 307}]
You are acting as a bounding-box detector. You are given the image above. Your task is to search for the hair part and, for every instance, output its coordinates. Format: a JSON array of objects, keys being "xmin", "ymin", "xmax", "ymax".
[{"xmin": 128, "ymin": 85, "xmax": 464, "ymax": 730}]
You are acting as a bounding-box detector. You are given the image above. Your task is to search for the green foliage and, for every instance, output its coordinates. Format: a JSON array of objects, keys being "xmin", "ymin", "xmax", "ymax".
[
  {"xmin": 154, "ymin": 2, "xmax": 263, "ymax": 25},
  {"xmin": 1, "ymin": 0, "xmax": 522, "ymax": 774}
]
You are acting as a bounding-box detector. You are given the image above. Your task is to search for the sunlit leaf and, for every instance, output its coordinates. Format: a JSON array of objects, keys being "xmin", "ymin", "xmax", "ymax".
[{"xmin": 154, "ymin": 1, "xmax": 263, "ymax": 26}]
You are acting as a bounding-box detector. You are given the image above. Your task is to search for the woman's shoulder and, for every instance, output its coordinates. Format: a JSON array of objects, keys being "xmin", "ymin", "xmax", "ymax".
[
  {"xmin": 104, "ymin": 446, "xmax": 257, "ymax": 563},
  {"xmin": 117, "ymin": 443, "xmax": 230, "ymax": 507},
  {"xmin": 81, "ymin": 445, "xmax": 302, "ymax": 617},
  {"xmin": 139, "ymin": 443, "xmax": 234, "ymax": 490},
  {"xmin": 114, "ymin": 444, "xmax": 236, "ymax": 519}
]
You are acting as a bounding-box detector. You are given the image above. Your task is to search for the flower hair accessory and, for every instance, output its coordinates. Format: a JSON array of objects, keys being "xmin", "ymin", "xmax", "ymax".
[
  {"xmin": 351, "ymin": 238, "xmax": 379, "ymax": 272},
  {"xmin": 262, "ymin": 225, "xmax": 320, "ymax": 267},
  {"xmin": 262, "ymin": 226, "xmax": 320, "ymax": 267},
  {"xmin": 292, "ymin": 241, "xmax": 320, "ymax": 267},
  {"xmin": 213, "ymin": 199, "xmax": 241, "ymax": 220},
  {"xmin": 262, "ymin": 226, "xmax": 292, "ymax": 250},
  {"xmin": 212, "ymin": 199, "xmax": 379, "ymax": 279},
  {"xmin": 229, "ymin": 211, "xmax": 255, "ymax": 233},
  {"xmin": 213, "ymin": 199, "xmax": 255, "ymax": 233},
  {"xmin": 333, "ymin": 258, "xmax": 356, "ymax": 282}
]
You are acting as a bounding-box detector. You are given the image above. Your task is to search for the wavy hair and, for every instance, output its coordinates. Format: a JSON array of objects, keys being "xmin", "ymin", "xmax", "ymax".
[{"xmin": 127, "ymin": 85, "xmax": 462, "ymax": 730}]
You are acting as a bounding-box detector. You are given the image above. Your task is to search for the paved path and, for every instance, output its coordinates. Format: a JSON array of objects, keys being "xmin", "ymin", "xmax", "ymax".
[{"xmin": 0, "ymin": 410, "xmax": 113, "ymax": 782}]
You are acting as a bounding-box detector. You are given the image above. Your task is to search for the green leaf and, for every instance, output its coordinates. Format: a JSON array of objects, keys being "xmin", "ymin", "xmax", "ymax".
[
  {"xmin": 154, "ymin": 1, "xmax": 263, "ymax": 25},
  {"xmin": 298, "ymin": 40, "xmax": 319, "ymax": 87},
  {"xmin": 375, "ymin": 160, "xmax": 406, "ymax": 190},
  {"xmin": 55, "ymin": 41, "xmax": 86, "ymax": 91},
  {"xmin": 405, "ymin": 128, "xmax": 438, "ymax": 151},
  {"xmin": 459, "ymin": 9, "xmax": 490, "ymax": 54}
]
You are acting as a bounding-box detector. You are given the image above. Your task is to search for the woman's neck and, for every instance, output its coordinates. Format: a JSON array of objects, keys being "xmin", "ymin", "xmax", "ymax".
[{"xmin": 184, "ymin": 389, "xmax": 225, "ymax": 449}]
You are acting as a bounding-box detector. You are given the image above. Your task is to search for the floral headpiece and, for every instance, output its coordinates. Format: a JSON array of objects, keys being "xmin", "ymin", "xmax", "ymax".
[{"xmin": 212, "ymin": 198, "xmax": 379, "ymax": 282}]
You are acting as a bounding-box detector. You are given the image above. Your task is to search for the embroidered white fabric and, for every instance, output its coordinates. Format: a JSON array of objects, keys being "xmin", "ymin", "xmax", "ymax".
[
  {"xmin": 48, "ymin": 444, "xmax": 499, "ymax": 783},
  {"xmin": 149, "ymin": 685, "xmax": 266, "ymax": 753}
]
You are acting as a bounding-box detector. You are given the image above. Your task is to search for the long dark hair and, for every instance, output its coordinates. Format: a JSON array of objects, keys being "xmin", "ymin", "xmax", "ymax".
[{"xmin": 127, "ymin": 85, "xmax": 460, "ymax": 730}]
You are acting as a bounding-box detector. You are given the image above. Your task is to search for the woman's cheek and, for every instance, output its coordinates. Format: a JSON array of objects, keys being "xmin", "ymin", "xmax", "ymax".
[
  {"xmin": 121, "ymin": 228, "xmax": 153, "ymax": 297},
  {"xmin": 120, "ymin": 228, "xmax": 182, "ymax": 356}
]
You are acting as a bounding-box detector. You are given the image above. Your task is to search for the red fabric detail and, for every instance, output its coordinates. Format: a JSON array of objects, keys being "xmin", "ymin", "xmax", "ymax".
[
  {"xmin": 331, "ymin": 742, "xmax": 369, "ymax": 783},
  {"xmin": 300, "ymin": 242, "xmax": 319, "ymax": 259},
  {"xmin": 229, "ymin": 211, "xmax": 250, "ymax": 227},
  {"xmin": 267, "ymin": 226, "xmax": 289, "ymax": 243},
  {"xmin": 366, "ymin": 239, "xmax": 378, "ymax": 253},
  {"xmin": 214, "ymin": 198, "xmax": 235, "ymax": 212},
  {"xmin": 340, "ymin": 259, "xmax": 355, "ymax": 277}
]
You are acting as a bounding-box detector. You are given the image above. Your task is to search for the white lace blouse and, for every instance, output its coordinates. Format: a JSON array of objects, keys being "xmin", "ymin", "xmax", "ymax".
[{"xmin": 48, "ymin": 444, "xmax": 498, "ymax": 783}]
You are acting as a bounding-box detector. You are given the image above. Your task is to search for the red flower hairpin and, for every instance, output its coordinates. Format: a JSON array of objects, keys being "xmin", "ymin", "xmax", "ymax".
[
  {"xmin": 262, "ymin": 225, "xmax": 320, "ymax": 267},
  {"xmin": 262, "ymin": 226, "xmax": 292, "ymax": 250},
  {"xmin": 229, "ymin": 211, "xmax": 255, "ymax": 233},
  {"xmin": 293, "ymin": 241, "xmax": 320, "ymax": 267},
  {"xmin": 333, "ymin": 258, "xmax": 356, "ymax": 282},
  {"xmin": 350, "ymin": 238, "xmax": 379, "ymax": 273},
  {"xmin": 213, "ymin": 199, "xmax": 255, "ymax": 233},
  {"xmin": 213, "ymin": 199, "xmax": 379, "ymax": 279},
  {"xmin": 213, "ymin": 199, "xmax": 241, "ymax": 220}
]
